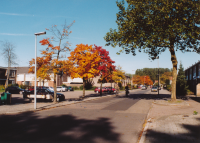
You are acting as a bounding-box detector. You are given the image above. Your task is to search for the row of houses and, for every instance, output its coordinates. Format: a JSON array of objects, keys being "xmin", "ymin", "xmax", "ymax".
[
  {"xmin": 0, "ymin": 67, "xmax": 131, "ymax": 88},
  {"xmin": 185, "ymin": 61, "xmax": 200, "ymax": 96}
]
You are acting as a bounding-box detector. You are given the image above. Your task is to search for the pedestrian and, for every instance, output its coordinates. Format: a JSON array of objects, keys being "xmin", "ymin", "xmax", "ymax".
[{"xmin": 125, "ymin": 84, "xmax": 129, "ymax": 96}]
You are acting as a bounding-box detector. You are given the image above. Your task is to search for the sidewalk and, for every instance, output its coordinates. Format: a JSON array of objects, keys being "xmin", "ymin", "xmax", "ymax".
[{"xmin": 140, "ymin": 95, "xmax": 200, "ymax": 143}]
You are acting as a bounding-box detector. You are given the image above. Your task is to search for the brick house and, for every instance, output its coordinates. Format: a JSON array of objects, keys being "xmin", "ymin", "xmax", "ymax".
[
  {"xmin": 0, "ymin": 67, "xmax": 17, "ymax": 86},
  {"xmin": 2, "ymin": 66, "xmax": 129, "ymax": 88},
  {"xmin": 16, "ymin": 67, "xmax": 68, "ymax": 87},
  {"xmin": 185, "ymin": 61, "xmax": 200, "ymax": 96}
]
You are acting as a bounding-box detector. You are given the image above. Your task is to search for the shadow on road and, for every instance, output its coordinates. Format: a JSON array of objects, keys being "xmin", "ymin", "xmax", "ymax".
[
  {"xmin": 0, "ymin": 111, "xmax": 120, "ymax": 143},
  {"xmin": 145, "ymin": 117, "xmax": 200, "ymax": 143}
]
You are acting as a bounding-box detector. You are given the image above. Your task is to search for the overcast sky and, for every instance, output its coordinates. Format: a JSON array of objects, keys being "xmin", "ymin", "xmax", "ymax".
[{"xmin": 0, "ymin": 0, "xmax": 199, "ymax": 74}]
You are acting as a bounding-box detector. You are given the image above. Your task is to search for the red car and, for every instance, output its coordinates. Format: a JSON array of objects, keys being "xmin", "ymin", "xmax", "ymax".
[
  {"xmin": 106, "ymin": 87, "xmax": 116, "ymax": 93},
  {"xmin": 94, "ymin": 87, "xmax": 108, "ymax": 93}
]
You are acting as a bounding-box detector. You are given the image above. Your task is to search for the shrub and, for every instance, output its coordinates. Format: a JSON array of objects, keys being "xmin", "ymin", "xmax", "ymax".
[
  {"xmin": 120, "ymin": 86, "xmax": 125, "ymax": 90},
  {"xmin": 79, "ymin": 85, "xmax": 83, "ymax": 90},
  {"xmin": 19, "ymin": 84, "xmax": 27, "ymax": 89},
  {"xmin": 187, "ymin": 89, "xmax": 194, "ymax": 95},
  {"xmin": 0, "ymin": 85, "xmax": 5, "ymax": 90},
  {"xmin": 61, "ymin": 84, "xmax": 67, "ymax": 87},
  {"xmin": 72, "ymin": 86, "xmax": 79, "ymax": 90},
  {"xmin": 91, "ymin": 86, "xmax": 97, "ymax": 90},
  {"xmin": 166, "ymin": 85, "xmax": 171, "ymax": 92}
]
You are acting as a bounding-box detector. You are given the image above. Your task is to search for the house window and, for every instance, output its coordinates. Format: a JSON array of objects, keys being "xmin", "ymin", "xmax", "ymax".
[
  {"xmin": 186, "ymin": 71, "xmax": 188, "ymax": 80},
  {"xmin": 190, "ymin": 69, "xmax": 192, "ymax": 80},
  {"xmin": 193, "ymin": 66, "xmax": 196, "ymax": 77},
  {"xmin": 199, "ymin": 64, "xmax": 200, "ymax": 77}
]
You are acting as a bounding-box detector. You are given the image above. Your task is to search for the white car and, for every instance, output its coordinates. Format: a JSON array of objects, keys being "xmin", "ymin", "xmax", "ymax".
[
  {"xmin": 45, "ymin": 86, "xmax": 54, "ymax": 91},
  {"xmin": 141, "ymin": 86, "xmax": 147, "ymax": 90},
  {"xmin": 57, "ymin": 86, "xmax": 66, "ymax": 92}
]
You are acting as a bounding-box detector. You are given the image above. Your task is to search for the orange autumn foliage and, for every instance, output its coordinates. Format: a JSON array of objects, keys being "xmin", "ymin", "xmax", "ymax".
[{"xmin": 68, "ymin": 44, "xmax": 101, "ymax": 80}]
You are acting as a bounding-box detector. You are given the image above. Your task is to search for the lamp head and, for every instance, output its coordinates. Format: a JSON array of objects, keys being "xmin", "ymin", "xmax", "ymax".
[{"xmin": 34, "ymin": 31, "xmax": 46, "ymax": 36}]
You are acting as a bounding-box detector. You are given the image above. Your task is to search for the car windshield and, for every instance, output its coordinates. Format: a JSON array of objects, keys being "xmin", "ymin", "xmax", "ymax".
[{"xmin": 46, "ymin": 89, "xmax": 53, "ymax": 92}]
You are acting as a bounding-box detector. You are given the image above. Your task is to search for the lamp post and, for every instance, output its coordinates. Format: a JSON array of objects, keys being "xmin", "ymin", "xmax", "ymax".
[
  {"xmin": 156, "ymin": 56, "xmax": 159, "ymax": 96},
  {"xmin": 144, "ymin": 76, "xmax": 146, "ymax": 85},
  {"xmin": 131, "ymin": 70, "xmax": 135, "ymax": 89},
  {"xmin": 34, "ymin": 31, "xmax": 46, "ymax": 109}
]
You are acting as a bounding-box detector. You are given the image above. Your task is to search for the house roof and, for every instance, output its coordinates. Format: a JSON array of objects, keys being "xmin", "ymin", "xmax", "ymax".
[
  {"xmin": 16, "ymin": 67, "xmax": 30, "ymax": 74},
  {"xmin": 185, "ymin": 60, "xmax": 200, "ymax": 71}
]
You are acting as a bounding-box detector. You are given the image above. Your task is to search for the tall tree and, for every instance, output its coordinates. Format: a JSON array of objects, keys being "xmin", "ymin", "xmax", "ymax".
[
  {"xmin": 68, "ymin": 44, "xmax": 101, "ymax": 98},
  {"xmin": 112, "ymin": 65, "xmax": 125, "ymax": 84},
  {"xmin": 104, "ymin": 0, "xmax": 200, "ymax": 101},
  {"xmin": 94, "ymin": 45, "xmax": 115, "ymax": 95},
  {"xmin": 1, "ymin": 41, "xmax": 18, "ymax": 87},
  {"xmin": 132, "ymin": 75, "xmax": 142, "ymax": 85},
  {"xmin": 135, "ymin": 68, "xmax": 170, "ymax": 83},
  {"xmin": 176, "ymin": 61, "xmax": 188, "ymax": 96},
  {"xmin": 29, "ymin": 21, "xmax": 75, "ymax": 102},
  {"xmin": 160, "ymin": 72, "xmax": 172, "ymax": 85}
]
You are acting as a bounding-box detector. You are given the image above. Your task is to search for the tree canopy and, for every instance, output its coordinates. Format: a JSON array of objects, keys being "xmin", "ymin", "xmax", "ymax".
[
  {"xmin": 135, "ymin": 68, "xmax": 170, "ymax": 83},
  {"xmin": 104, "ymin": 0, "xmax": 200, "ymax": 100}
]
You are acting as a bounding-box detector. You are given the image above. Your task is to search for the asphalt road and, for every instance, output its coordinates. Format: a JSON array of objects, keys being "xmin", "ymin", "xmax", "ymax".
[{"xmin": 0, "ymin": 88, "xmax": 171, "ymax": 143}]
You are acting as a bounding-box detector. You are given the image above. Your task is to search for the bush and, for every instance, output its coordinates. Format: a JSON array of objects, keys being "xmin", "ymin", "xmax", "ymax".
[
  {"xmin": 120, "ymin": 86, "xmax": 125, "ymax": 90},
  {"xmin": 187, "ymin": 89, "xmax": 194, "ymax": 95},
  {"xmin": 91, "ymin": 86, "xmax": 97, "ymax": 90},
  {"xmin": 19, "ymin": 84, "xmax": 28, "ymax": 89},
  {"xmin": 61, "ymin": 84, "xmax": 67, "ymax": 87},
  {"xmin": 0, "ymin": 85, "xmax": 5, "ymax": 90},
  {"xmin": 72, "ymin": 86, "xmax": 79, "ymax": 90},
  {"xmin": 79, "ymin": 85, "xmax": 83, "ymax": 90},
  {"xmin": 166, "ymin": 85, "xmax": 171, "ymax": 92}
]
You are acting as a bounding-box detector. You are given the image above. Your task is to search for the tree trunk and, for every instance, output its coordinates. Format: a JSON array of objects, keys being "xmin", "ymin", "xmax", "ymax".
[
  {"xmin": 83, "ymin": 77, "xmax": 85, "ymax": 97},
  {"xmin": 100, "ymin": 82, "xmax": 102, "ymax": 96},
  {"xmin": 5, "ymin": 67, "xmax": 10, "ymax": 87},
  {"xmin": 169, "ymin": 41, "xmax": 178, "ymax": 101},
  {"xmin": 53, "ymin": 74, "xmax": 57, "ymax": 103}
]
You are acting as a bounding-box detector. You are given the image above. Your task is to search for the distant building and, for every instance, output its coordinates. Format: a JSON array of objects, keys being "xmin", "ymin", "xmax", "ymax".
[
  {"xmin": 185, "ymin": 61, "xmax": 200, "ymax": 95},
  {"xmin": 0, "ymin": 67, "xmax": 17, "ymax": 85}
]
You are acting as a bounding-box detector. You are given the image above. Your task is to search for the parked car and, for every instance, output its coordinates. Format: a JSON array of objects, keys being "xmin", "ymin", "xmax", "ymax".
[
  {"xmin": 47, "ymin": 86, "xmax": 54, "ymax": 91},
  {"xmin": 23, "ymin": 88, "xmax": 65, "ymax": 102},
  {"xmin": 141, "ymin": 86, "xmax": 147, "ymax": 90},
  {"xmin": 57, "ymin": 86, "xmax": 66, "ymax": 92},
  {"xmin": 94, "ymin": 87, "xmax": 108, "ymax": 93},
  {"xmin": 67, "ymin": 86, "xmax": 73, "ymax": 91},
  {"xmin": 61, "ymin": 86, "xmax": 68, "ymax": 91},
  {"xmin": 5, "ymin": 86, "xmax": 28, "ymax": 94},
  {"xmin": 151, "ymin": 86, "xmax": 158, "ymax": 92},
  {"xmin": 106, "ymin": 87, "xmax": 116, "ymax": 93},
  {"xmin": 28, "ymin": 86, "xmax": 48, "ymax": 93}
]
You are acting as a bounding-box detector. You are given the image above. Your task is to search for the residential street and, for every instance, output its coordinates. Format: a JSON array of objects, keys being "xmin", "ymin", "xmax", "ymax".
[{"xmin": 0, "ymin": 88, "xmax": 170, "ymax": 143}]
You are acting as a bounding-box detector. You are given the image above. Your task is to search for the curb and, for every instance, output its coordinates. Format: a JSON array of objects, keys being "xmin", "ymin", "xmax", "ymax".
[{"xmin": 138, "ymin": 101, "xmax": 154, "ymax": 143}]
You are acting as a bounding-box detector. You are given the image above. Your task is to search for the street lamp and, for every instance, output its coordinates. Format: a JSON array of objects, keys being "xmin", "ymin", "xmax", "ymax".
[
  {"xmin": 131, "ymin": 70, "xmax": 135, "ymax": 89},
  {"xmin": 156, "ymin": 56, "xmax": 159, "ymax": 96},
  {"xmin": 34, "ymin": 31, "xmax": 46, "ymax": 109}
]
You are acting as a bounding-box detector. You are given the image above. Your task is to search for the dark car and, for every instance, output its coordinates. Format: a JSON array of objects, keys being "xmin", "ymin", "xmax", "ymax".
[
  {"xmin": 5, "ymin": 86, "xmax": 27, "ymax": 94},
  {"xmin": 106, "ymin": 87, "xmax": 116, "ymax": 93},
  {"xmin": 24, "ymin": 88, "xmax": 65, "ymax": 102},
  {"xmin": 28, "ymin": 86, "xmax": 48, "ymax": 93}
]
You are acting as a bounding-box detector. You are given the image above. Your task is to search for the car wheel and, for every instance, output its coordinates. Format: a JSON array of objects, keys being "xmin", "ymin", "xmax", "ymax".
[{"xmin": 96, "ymin": 91, "xmax": 99, "ymax": 93}]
